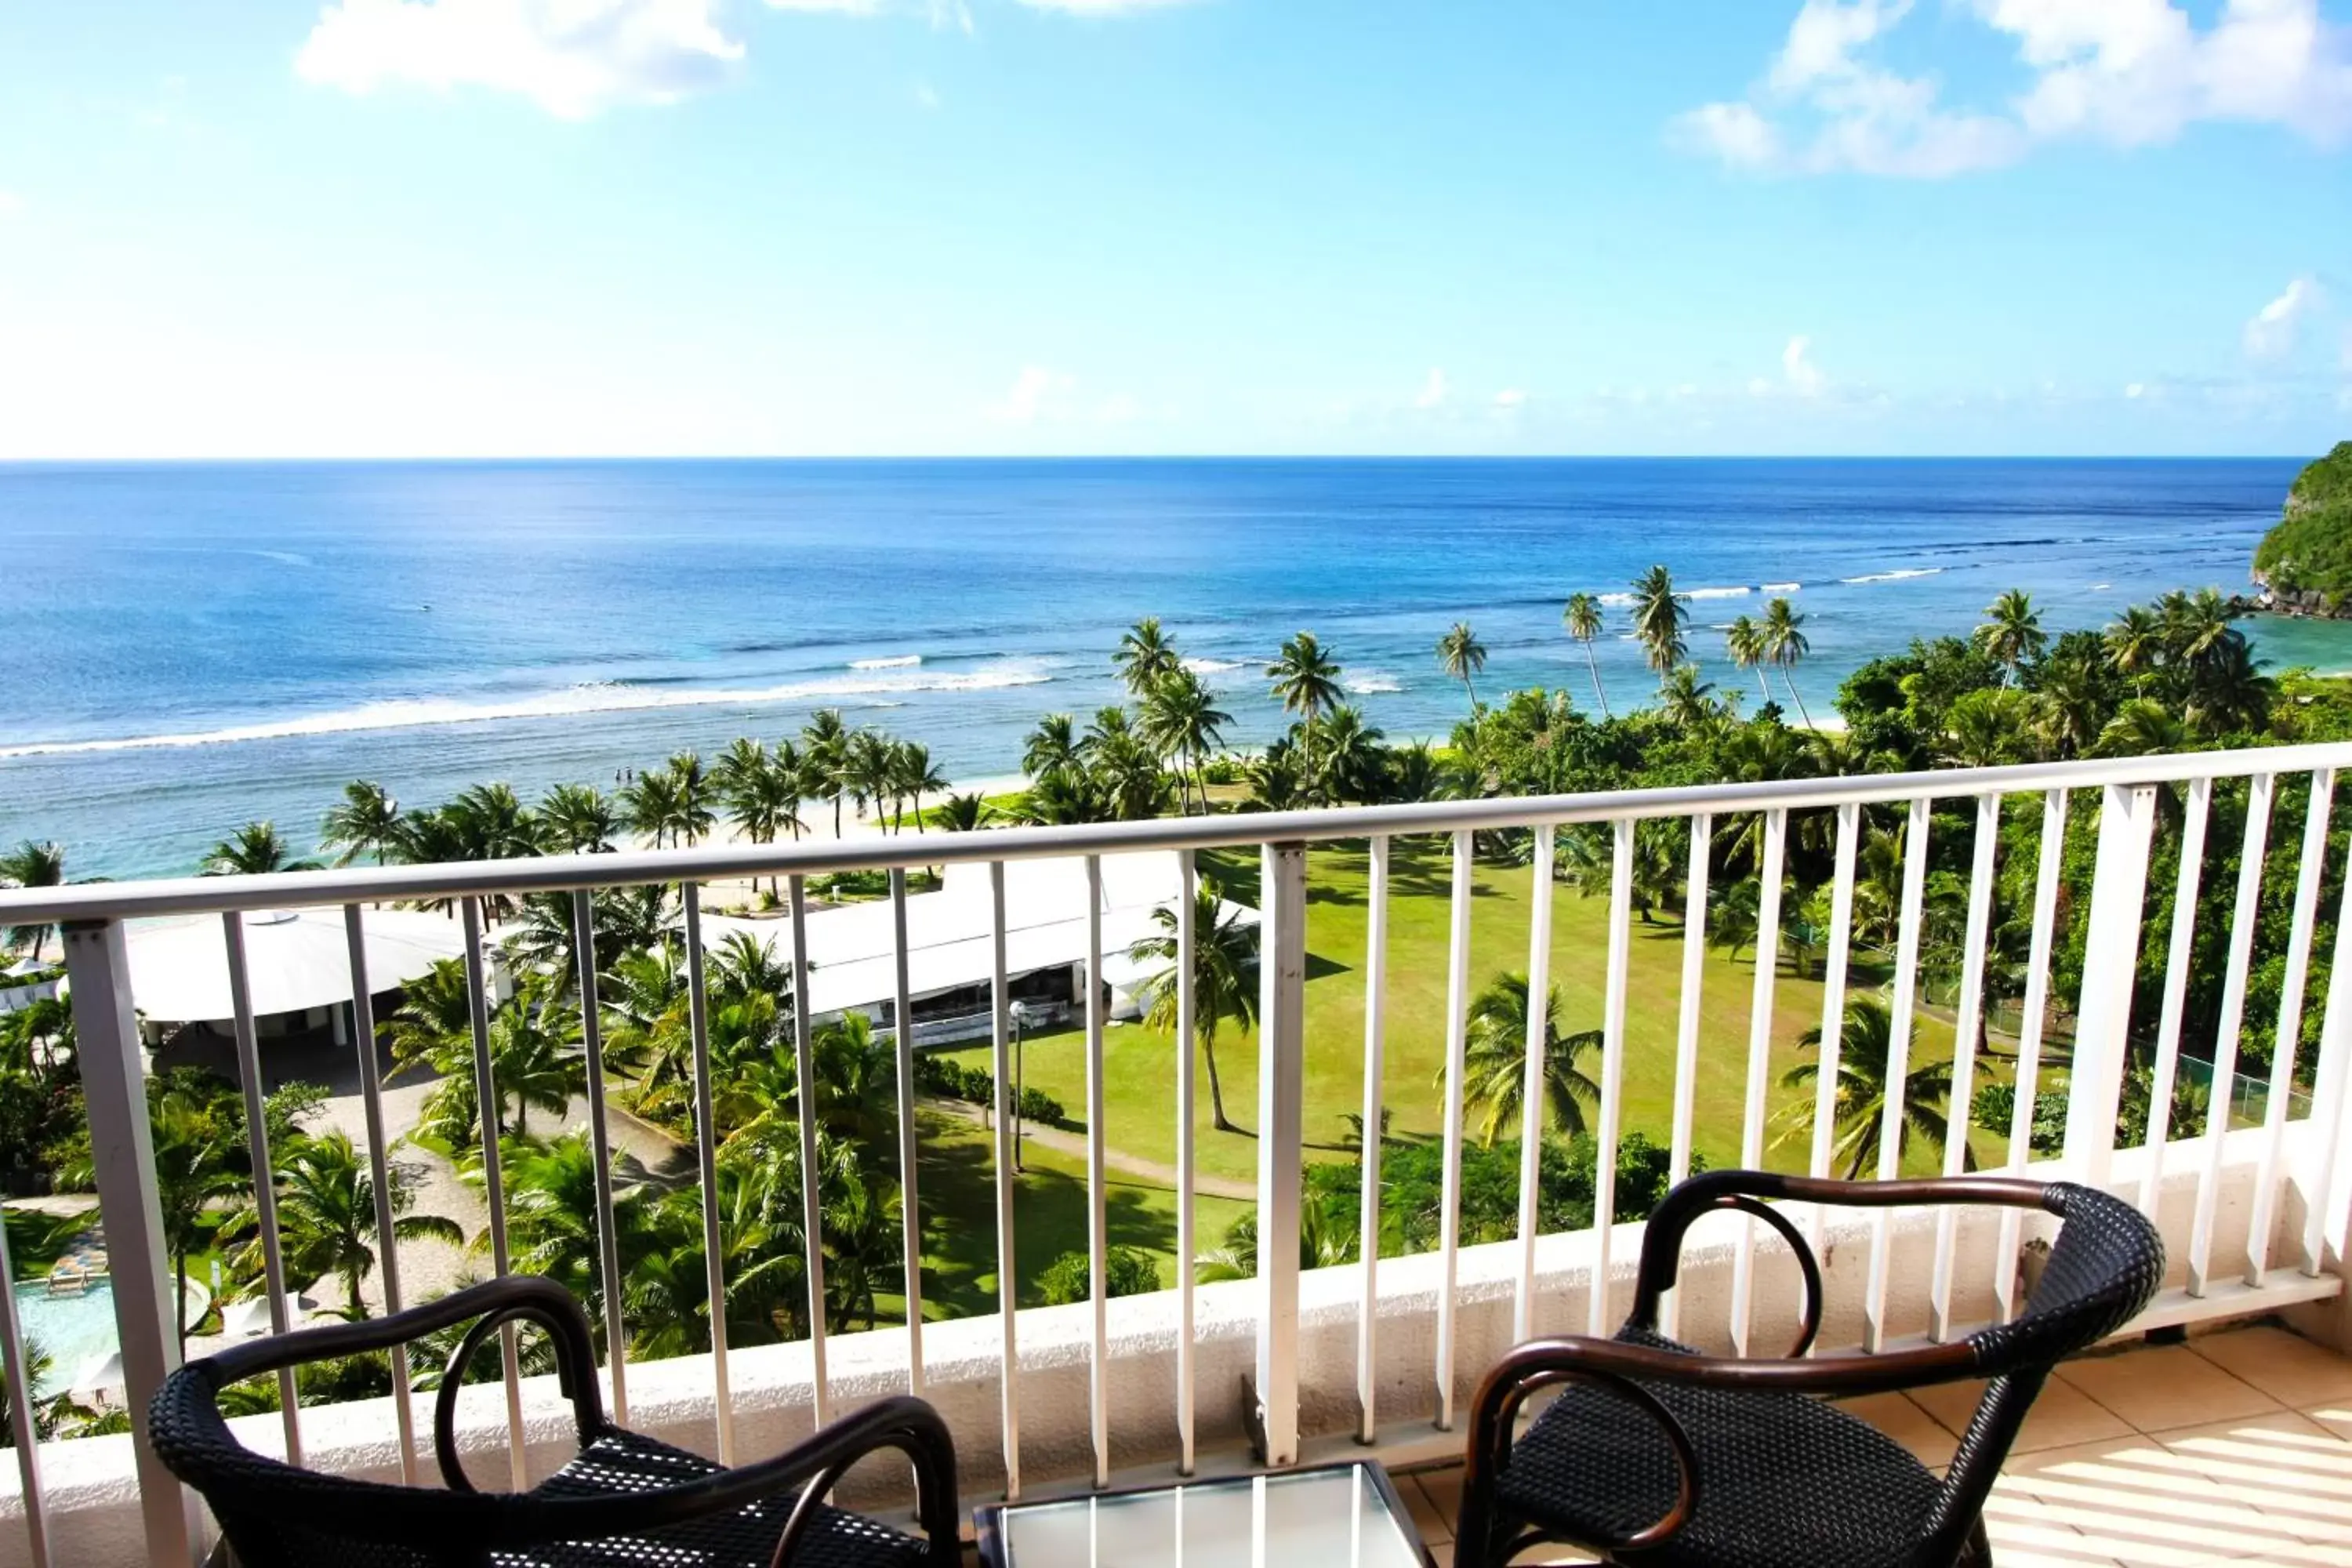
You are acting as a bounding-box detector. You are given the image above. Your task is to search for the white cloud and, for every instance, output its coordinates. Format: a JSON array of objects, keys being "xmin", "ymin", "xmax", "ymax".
[
  {"xmin": 1783, "ymin": 335, "xmax": 1826, "ymax": 395},
  {"xmin": 1414, "ymin": 368, "xmax": 1449, "ymax": 409},
  {"xmin": 296, "ymin": 0, "xmax": 744, "ymax": 118},
  {"xmin": 914, "ymin": 78, "xmax": 941, "ymax": 109},
  {"xmin": 0, "ymin": 191, "xmax": 20, "ymax": 219},
  {"xmin": 2245, "ymin": 276, "xmax": 2323, "ymax": 357},
  {"xmin": 1493, "ymin": 388, "xmax": 1527, "ymax": 408},
  {"xmin": 2125, "ymin": 381, "xmax": 2147, "ymax": 397},
  {"xmin": 989, "ymin": 365, "xmax": 1078, "ymax": 424},
  {"xmin": 768, "ymin": 0, "xmax": 882, "ymax": 11},
  {"xmin": 1675, "ymin": 0, "xmax": 2352, "ymax": 177}
]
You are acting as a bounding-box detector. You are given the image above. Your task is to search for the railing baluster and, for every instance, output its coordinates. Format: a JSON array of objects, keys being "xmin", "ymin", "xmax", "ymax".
[
  {"xmin": 682, "ymin": 885, "xmax": 733, "ymax": 1465},
  {"xmin": 989, "ymin": 861, "xmax": 1021, "ymax": 1499},
  {"xmin": 1807, "ymin": 804, "xmax": 1860, "ymax": 1247},
  {"xmin": 1084, "ymin": 855, "xmax": 1110, "ymax": 1490},
  {"xmin": 343, "ymin": 905, "xmax": 418, "ymax": 1483},
  {"xmin": 1930, "ymin": 793, "xmax": 2000, "ymax": 1342},
  {"xmin": 1591, "ymin": 816, "xmax": 1635, "ymax": 1338},
  {"xmin": 1661, "ymin": 813, "xmax": 1711, "ymax": 1342},
  {"xmin": 1994, "ymin": 789, "xmax": 2069, "ymax": 1323},
  {"xmin": 2247, "ymin": 768, "xmax": 2336, "ymax": 1283},
  {"xmin": 2140, "ymin": 777, "xmax": 2213, "ymax": 1218},
  {"xmin": 1728, "ymin": 808, "xmax": 1786, "ymax": 1356},
  {"xmin": 2299, "ymin": 833, "xmax": 2352, "ymax": 1276},
  {"xmin": 786, "ymin": 874, "xmax": 831, "ymax": 1427},
  {"xmin": 1865, "ymin": 797, "xmax": 1932, "ymax": 1352},
  {"xmin": 1435, "ymin": 830, "xmax": 1472, "ymax": 1429},
  {"xmin": 2193, "ymin": 773, "xmax": 2274, "ymax": 1296},
  {"xmin": 1176, "ymin": 848, "xmax": 1200, "ymax": 1472},
  {"xmin": 222, "ymin": 912, "xmax": 300, "ymax": 1459},
  {"xmin": 569, "ymin": 890, "xmax": 628, "ymax": 1425},
  {"xmin": 460, "ymin": 898, "xmax": 528, "ymax": 1490},
  {"xmin": 0, "ymin": 1198, "xmax": 53, "ymax": 1568},
  {"xmin": 1514, "ymin": 823, "xmax": 1555, "ymax": 1344},
  {"xmin": 1256, "ymin": 841, "xmax": 1307, "ymax": 1465},
  {"xmin": 888, "ymin": 869, "xmax": 924, "ymax": 1399},
  {"xmin": 63, "ymin": 918, "xmax": 200, "ymax": 1566},
  {"xmin": 2067, "ymin": 784, "xmax": 2158, "ymax": 1183},
  {"xmin": 1355, "ymin": 836, "xmax": 1387, "ymax": 1445}
]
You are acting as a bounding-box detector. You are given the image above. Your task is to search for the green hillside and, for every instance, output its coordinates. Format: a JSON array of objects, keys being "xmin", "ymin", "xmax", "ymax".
[{"xmin": 2254, "ymin": 441, "xmax": 2352, "ymax": 607}]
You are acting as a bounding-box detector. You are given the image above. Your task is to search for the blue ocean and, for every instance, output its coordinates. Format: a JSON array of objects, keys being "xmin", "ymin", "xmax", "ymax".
[{"xmin": 0, "ymin": 458, "xmax": 2339, "ymax": 882}]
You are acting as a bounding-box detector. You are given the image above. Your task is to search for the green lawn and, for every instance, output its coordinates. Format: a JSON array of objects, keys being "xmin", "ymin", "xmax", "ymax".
[
  {"xmin": 942, "ymin": 837, "xmax": 1986, "ymax": 1196},
  {"xmin": 892, "ymin": 1109, "xmax": 1252, "ymax": 1323}
]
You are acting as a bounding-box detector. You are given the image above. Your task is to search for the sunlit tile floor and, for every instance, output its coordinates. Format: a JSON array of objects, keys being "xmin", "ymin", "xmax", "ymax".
[{"xmin": 1393, "ymin": 1323, "xmax": 2352, "ymax": 1568}]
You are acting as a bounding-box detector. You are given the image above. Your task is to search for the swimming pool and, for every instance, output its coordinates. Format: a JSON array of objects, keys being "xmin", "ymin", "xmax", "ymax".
[{"xmin": 15, "ymin": 1280, "xmax": 119, "ymax": 1396}]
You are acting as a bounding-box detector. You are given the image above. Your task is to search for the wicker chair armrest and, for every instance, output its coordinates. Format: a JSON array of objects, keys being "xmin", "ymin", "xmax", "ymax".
[
  {"xmin": 1624, "ymin": 1171, "xmax": 2052, "ymax": 1345},
  {"xmin": 198, "ymin": 1275, "xmax": 606, "ymax": 1473}
]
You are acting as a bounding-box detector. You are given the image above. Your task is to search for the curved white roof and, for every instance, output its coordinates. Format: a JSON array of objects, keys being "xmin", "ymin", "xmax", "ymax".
[{"xmin": 111, "ymin": 906, "xmax": 471, "ymax": 1024}]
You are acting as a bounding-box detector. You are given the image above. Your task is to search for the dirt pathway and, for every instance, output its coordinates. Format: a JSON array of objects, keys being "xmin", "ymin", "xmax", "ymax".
[{"xmin": 930, "ymin": 1098, "xmax": 1256, "ymax": 1202}]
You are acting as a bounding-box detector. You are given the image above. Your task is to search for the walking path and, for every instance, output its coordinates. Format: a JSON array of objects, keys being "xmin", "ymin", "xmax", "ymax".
[{"xmin": 931, "ymin": 1098, "xmax": 1255, "ymax": 1201}]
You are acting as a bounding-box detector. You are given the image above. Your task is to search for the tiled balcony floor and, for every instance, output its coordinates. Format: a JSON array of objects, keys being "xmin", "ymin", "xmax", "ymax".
[{"xmin": 1393, "ymin": 1323, "xmax": 2352, "ymax": 1568}]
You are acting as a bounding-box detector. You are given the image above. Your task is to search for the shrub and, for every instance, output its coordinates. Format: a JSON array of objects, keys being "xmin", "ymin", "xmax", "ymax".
[
  {"xmin": 1037, "ymin": 1247, "xmax": 1161, "ymax": 1305},
  {"xmin": 911, "ymin": 1054, "xmax": 1068, "ymax": 1127}
]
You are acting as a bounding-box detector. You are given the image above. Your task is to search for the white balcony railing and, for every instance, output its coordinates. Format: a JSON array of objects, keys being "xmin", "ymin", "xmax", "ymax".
[{"xmin": 4, "ymin": 745, "xmax": 2352, "ymax": 1567}]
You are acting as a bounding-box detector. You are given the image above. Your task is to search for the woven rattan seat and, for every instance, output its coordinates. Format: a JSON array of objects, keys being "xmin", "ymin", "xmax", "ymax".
[
  {"xmin": 1457, "ymin": 1174, "xmax": 2165, "ymax": 1568},
  {"xmin": 149, "ymin": 1276, "xmax": 956, "ymax": 1568}
]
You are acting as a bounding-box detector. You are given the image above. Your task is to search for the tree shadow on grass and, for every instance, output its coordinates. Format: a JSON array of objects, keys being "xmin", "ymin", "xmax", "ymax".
[{"xmin": 911, "ymin": 1111, "xmax": 1203, "ymax": 1321}]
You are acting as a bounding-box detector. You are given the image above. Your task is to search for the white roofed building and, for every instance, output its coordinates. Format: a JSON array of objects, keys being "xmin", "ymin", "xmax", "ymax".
[{"xmin": 701, "ymin": 850, "xmax": 1255, "ymax": 1044}]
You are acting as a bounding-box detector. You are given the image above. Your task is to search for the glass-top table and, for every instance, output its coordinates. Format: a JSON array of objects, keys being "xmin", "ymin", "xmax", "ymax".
[{"xmin": 975, "ymin": 1461, "xmax": 1433, "ymax": 1568}]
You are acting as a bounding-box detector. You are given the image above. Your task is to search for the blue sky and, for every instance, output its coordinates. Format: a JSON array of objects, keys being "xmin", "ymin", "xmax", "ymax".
[{"xmin": 0, "ymin": 0, "xmax": 2345, "ymax": 459}]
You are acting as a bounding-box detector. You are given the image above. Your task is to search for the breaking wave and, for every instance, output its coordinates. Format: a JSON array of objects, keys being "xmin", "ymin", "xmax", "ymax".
[
  {"xmin": 1686, "ymin": 585, "xmax": 1751, "ymax": 601},
  {"xmin": 848, "ymin": 654, "xmax": 923, "ymax": 670},
  {"xmin": 1343, "ymin": 670, "xmax": 1403, "ymax": 695},
  {"xmin": 1762, "ymin": 581, "xmax": 1801, "ymax": 593},
  {"xmin": 1840, "ymin": 567, "xmax": 1945, "ymax": 584},
  {"xmin": 0, "ymin": 663, "xmax": 1058, "ymax": 760}
]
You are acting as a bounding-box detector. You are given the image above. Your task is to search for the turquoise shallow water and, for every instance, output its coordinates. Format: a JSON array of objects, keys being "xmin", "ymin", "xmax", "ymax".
[{"xmin": 0, "ymin": 457, "xmax": 2341, "ymax": 880}]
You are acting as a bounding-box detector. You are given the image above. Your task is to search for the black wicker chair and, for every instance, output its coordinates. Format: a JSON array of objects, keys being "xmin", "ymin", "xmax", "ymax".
[
  {"xmin": 148, "ymin": 1275, "xmax": 958, "ymax": 1568},
  {"xmin": 1456, "ymin": 1171, "xmax": 2164, "ymax": 1568}
]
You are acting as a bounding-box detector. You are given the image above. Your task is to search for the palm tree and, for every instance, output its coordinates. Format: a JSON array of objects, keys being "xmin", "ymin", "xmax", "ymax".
[
  {"xmin": 1629, "ymin": 565, "xmax": 1688, "ymax": 679},
  {"xmin": 893, "ymin": 742, "xmax": 948, "ymax": 833},
  {"xmin": 1773, "ymin": 994, "xmax": 1954, "ymax": 1178},
  {"xmin": 203, "ymin": 821, "xmax": 321, "ymax": 877},
  {"xmin": 1137, "ymin": 668, "xmax": 1230, "ymax": 815},
  {"xmin": 709, "ymin": 739, "xmax": 771, "ymax": 823},
  {"xmin": 2103, "ymin": 605, "xmax": 2165, "ymax": 687},
  {"xmin": 1310, "ymin": 705, "xmax": 1385, "ymax": 806},
  {"xmin": 2095, "ymin": 698, "xmax": 2191, "ymax": 757},
  {"xmin": 1657, "ymin": 665, "xmax": 1718, "ymax": 729},
  {"xmin": 842, "ymin": 731, "xmax": 898, "ymax": 830},
  {"xmin": 0, "ymin": 840, "xmax": 67, "ymax": 957},
  {"xmin": 1114, "ymin": 617, "xmax": 1181, "ymax": 696},
  {"xmin": 1128, "ymin": 884, "xmax": 1258, "ymax": 1132},
  {"xmin": 1267, "ymin": 632, "xmax": 1344, "ymax": 740},
  {"xmin": 801, "ymin": 710, "xmax": 851, "ymax": 836},
  {"xmin": 1562, "ymin": 593, "xmax": 1610, "ymax": 718},
  {"xmin": 1762, "ymin": 597, "xmax": 1813, "ymax": 725},
  {"xmin": 229, "ymin": 1131, "xmax": 462, "ymax": 1314},
  {"xmin": 935, "ymin": 793, "xmax": 987, "ymax": 832},
  {"xmin": 619, "ymin": 768, "xmax": 680, "ymax": 849},
  {"xmin": 539, "ymin": 783, "xmax": 620, "ymax": 854},
  {"xmin": 1436, "ymin": 622, "xmax": 1486, "ymax": 716},
  {"xmin": 1451, "ymin": 971, "xmax": 1601, "ymax": 1145},
  {"xmin": 660, "ymin": 753, "xmax": 715, "ymax": 846},
  {"xmin": 770, "ymin": 739, "xmax": 812, "ymax": 840},
  {"xmin": 318, "ymin": 782, "xmax": 403, "ymax": 866},
  {"xmin": 2161, "ymin": 586, "xmax": 2236, "ymax": 666},
  {"xmin": 445, "ymin": 783, "xmax": 543, "ymax": 862},
  {"xmin": 1022, "ymin": 714, "xmax": 1081, "ymax": 780},
  {"xmin": 1974, "ymin": 590, "xmax": 2046, "ymax": 687},
  {"xmin": 1724, "ymin": 616, "xmax": 1769, "ymax": 706}
]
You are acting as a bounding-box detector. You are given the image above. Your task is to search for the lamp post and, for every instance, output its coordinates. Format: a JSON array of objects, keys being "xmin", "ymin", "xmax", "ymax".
[{"xmin": 1010, "ymin": 999, "xmax": 1029, "ymax": 1174}]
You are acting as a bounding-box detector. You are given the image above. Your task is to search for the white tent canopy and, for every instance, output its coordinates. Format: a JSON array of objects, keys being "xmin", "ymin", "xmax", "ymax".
[
  {"xmin": 702, "ymin": 850, "xmax": 1254, "ymax": 1018},
  {"xmin": 110, "ymin": 907, "xmax": 471, "ymax": 1025}
]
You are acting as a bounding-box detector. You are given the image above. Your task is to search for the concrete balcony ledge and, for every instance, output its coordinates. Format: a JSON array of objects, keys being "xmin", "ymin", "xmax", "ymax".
[{"xmin": 0, "ymin": 1123, "xmax": 2329, "ymax": 1568}]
